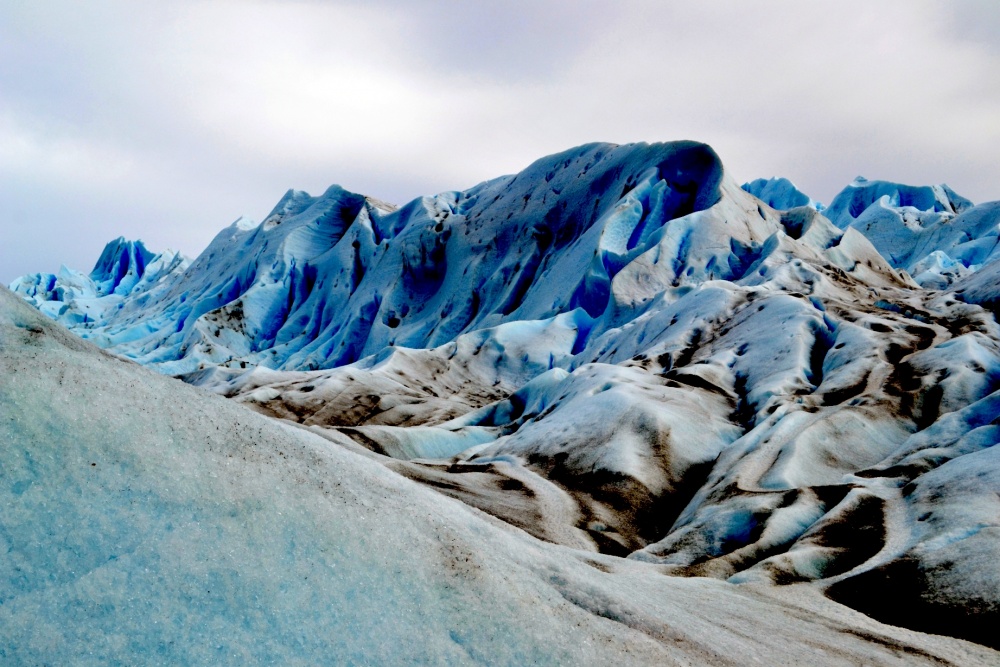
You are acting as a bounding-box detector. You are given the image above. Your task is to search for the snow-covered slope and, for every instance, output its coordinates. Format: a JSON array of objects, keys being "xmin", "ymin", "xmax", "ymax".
[
  {"xmin": 950, "ymin": 256, "xmax": 1000, "ymax": 314},
  {"xmin": 8, "ymin": 286, "xmax": 999, "ymax": 665},
  {"xmin": 10, "ymin": 140, "xmax": 1000, "ymax": 652}
]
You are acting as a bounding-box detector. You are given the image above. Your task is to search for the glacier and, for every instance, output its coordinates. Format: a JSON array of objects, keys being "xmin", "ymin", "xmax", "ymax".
[
  {"xmin": 742, "ymin": 176, "xmax": 824, "ymax": 212},
  {"xmin": 7, "ymin": 139, "xmax": 1000, "ymax": 660},
  {"xmin": 4, "ymin": 284, "xmax": 999, "ymax": 665}
]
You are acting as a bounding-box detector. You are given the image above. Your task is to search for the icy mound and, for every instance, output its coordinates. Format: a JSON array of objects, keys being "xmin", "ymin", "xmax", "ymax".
[
  {"xmin": 742, "ymin": 177, "xmax": 823, "ymax": 211},
  {"xmin": 822, "ymin": 177, "xmax": 999, "ymax": 287},
  {"xmin": 950, "ymin": 256, "xmax": 1000, "ymax": 314},
  {"xmin": 7, "ymin": 287, "xmax": 997, "ymax": 665},
  {"xmin": 825, "ymin": 177, "xmax": 973, "ymax": 229},
  {"xmin": 824, "ymin": 394, "xmax": 1000, "ymax": 649},
  {"xmin": 90, "ymin": 236, "xmax": 157, "ymax": 295}
]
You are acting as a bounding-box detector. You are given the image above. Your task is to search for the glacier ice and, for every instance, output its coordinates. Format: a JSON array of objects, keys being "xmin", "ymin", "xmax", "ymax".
[
  {"xmin": 8, "ymin": 139, "xmax": 1000, "ymax": 657},
  {"xmin": 7, "ymin": 287, "xmax": 999, "ymax": 664},
  {"xmin": 820, "ymin": 177, "xmax": 1000, "ymax": 288},
  {"xmin": 9, "ymin": 237, "xmax": 190, "ymax": 330},
  {"xmin": 742, "ymin": 176, "xmax": 824, "ymax": 211}
]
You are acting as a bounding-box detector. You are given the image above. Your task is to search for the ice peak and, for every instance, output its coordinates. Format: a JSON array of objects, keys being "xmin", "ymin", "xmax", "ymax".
[
  {"xmin": 742, "ymin": 177, "xmax": 823, "ymax": 211},
  {"xmin": 89, "ymin": 237, "xmax": 155, "ymax": 295}
]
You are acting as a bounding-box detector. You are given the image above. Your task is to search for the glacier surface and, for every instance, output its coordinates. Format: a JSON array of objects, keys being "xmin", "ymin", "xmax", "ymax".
[
  {"xmin": 8, "ymin": 139, "xmax": 1000, "ymax": 657},
  {"xmin": 8, "ymin": 287, "xmax": 1000, "ymax": 664}
]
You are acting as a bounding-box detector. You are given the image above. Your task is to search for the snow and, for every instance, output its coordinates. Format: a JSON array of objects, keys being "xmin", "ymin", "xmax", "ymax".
[
  {"xmin": 12, "ymin": 142, "xmax": 924, "ymax": 388},
  {"xmin": 820, "ymin": 398, "xmax": 1000, "ymax": 649},
  {"xmin": 949, "ymin": 240, "xmax": 1000, "ymax": 312}
]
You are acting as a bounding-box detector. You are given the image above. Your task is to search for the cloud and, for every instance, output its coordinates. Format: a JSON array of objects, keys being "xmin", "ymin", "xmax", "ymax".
[{"xmin": 2, "ymin": 0, "xmax": 999, "ymax": 282}]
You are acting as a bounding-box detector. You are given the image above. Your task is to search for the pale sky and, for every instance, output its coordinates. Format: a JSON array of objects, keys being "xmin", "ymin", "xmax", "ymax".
[{"xmin": 2, "ymin": 0, "xmax": 999, "ymax": 282}]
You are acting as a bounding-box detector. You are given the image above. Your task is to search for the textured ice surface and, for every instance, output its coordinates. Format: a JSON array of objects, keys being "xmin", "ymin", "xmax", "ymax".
[
  {"xmin": 744, "ymin": 176, "xmax": 1000, "ymax": 289},
  {"xmin": 7, "ymin": 288, "xmax": 999, "ymax": 665},
  {"xmin": 825, "ymin": 177, "xmax": 974, "ymax": 229},
  {"xmin": 9, "ymin": 140, "xmax": 1000, "ymax": 653},
  {"xmin": 820, "ymin": 177, "xmax": 1000, "ymax": 287},
  {"xmin": 12, "ymin": 141, "xmax": 823, "ymax": 378},
  {"xmin": 9, "ymin": 237, "xmax": 189, "ymax": 329}
]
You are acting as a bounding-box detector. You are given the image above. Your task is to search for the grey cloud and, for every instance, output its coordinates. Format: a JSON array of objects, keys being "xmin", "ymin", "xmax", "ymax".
[
  {"xmin": 330, "ymin": 0, "xmax": 619, "ymax": 82},
  {"xmin": 2, "ymin": 0, "xmax": 999, "ymax": 283}
]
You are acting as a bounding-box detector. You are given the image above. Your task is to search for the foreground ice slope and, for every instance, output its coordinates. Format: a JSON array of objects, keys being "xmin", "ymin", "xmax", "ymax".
[{"xmin": 8, "ymin": 288, "xmax": 999, "ymax": 665}]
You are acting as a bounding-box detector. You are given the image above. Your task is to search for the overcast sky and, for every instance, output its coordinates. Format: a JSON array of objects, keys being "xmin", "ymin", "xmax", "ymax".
[{"xmin": 2, "ymin": 0, "xmax": 999, "ymax": 282}]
